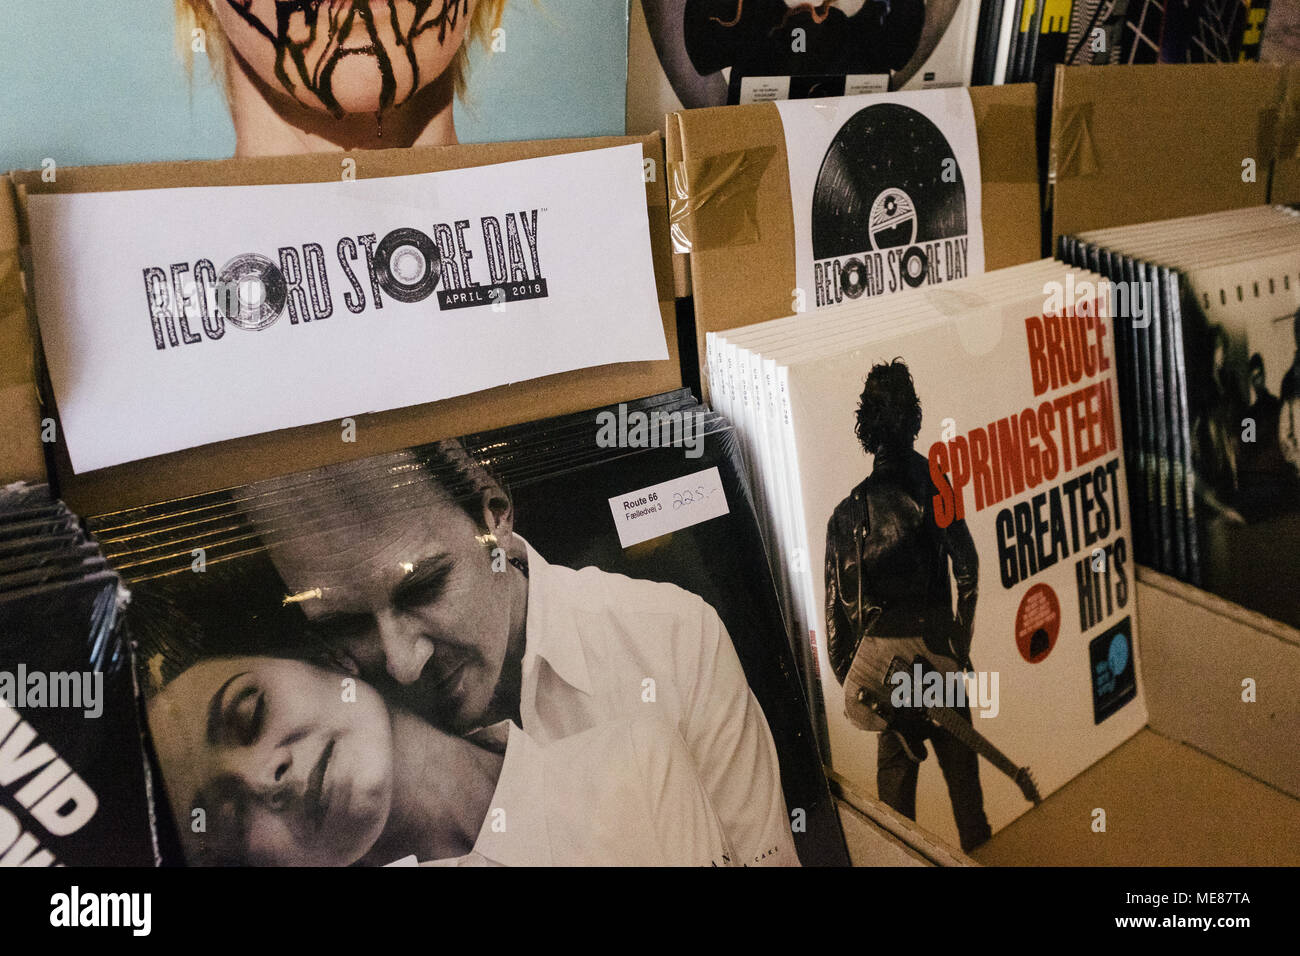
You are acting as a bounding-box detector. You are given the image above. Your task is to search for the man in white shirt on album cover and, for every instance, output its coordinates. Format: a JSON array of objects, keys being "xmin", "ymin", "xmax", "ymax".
[
  {"xmin": 415, "ymin": 718, "xmax": 735, "ymax": 867},
  {"xmin": 243, "ymin": 440, "xmax": 798, "ymax": 866}
]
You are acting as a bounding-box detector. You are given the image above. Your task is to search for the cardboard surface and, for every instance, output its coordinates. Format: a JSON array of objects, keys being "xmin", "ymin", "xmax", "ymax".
[
  {"xmin": 836, "ymin": 801, "xmax": 935, "ymax": 867},
  {"xmin": 973, "ymin": 728, "xmax": 1300, "ymax": 866},
  {"xmin": 669, "ymin": 85, "xmax": 1041, "ymax": 381},
  {"xmin": 4, "ymin": 134, "xmax": 681, "ymax": 514},
  {"xmin": 0, "ymin": 180, "xmax": 44, "ymax": 484},
  {"xmin": 834, "ymin": 775, "xmax": 973, "ymax": 867},
  {"xmin": 1271, "ymin": 63, "xmax": 1300, "ymax": 206},
  {"xmin": 1048, "ymin": 63, "xmax": 1287, "ymax": 244},
  {"xmin": 1136, "ymin": 567, "xmax": 1300, "ymax": 799}
]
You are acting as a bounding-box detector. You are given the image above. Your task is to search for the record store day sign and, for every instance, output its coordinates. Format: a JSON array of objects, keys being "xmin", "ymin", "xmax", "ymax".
[
  {"xmin": 27, "ymin": 145, "xmax": 666, "ymax": 473},
  {"xmin": 775, "ymin": 89, "xmax": 985, "ymax": 311}
]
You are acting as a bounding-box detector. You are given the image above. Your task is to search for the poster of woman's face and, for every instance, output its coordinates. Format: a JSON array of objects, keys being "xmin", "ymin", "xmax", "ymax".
[
  {"xmin": 207, "ymin": 0, "xmax": 480, "ymax": 118},
  {"xmin": 0, "ymin": 0, "xmax": 629, "ymax": 167}
]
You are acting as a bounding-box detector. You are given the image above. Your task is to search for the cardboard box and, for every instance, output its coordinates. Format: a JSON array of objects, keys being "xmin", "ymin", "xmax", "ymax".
[
  {"xmin": 0, "ymin": 179, "xmax": 44, "ymax": 485},
  {"xmin": 837, "ymin": 567, "xmax": 1300, "ymax": 866},
  {"xmin": 1, "ymin": 134, "xmax": 681, "ymax": 514},
  {"xmin": 1270, "ymin": 63, "xmax": 1300, "ymax": 206},
  {"xmin": 666, "ymin": 84, "xmax": 1042, "ymax": 385},
  {"xmin": 1047, "ymin": 63, "xmax": 1291, "ymax": 244}
]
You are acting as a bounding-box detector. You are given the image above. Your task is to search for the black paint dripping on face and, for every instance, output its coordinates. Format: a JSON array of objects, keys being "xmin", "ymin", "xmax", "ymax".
[{"xmin": 224, "ymin": 0, "xmax": 471, "ymax": 117}]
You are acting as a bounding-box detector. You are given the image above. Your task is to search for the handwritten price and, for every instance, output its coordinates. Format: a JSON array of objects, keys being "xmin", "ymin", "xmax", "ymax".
[{"xmin": 672, "ymin": 485, "xmax": 719, "ymax": 510}]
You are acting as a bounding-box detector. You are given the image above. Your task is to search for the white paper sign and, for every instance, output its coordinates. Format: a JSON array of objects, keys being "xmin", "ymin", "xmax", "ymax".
[
  {"xmin": 27, "ymin": 144, "xmax": 667, "ymax": 473},
  {"xmin": 774, "ymin": 89, "xmax": 985, "ymax": 313},
  {"xmin": 608, "ymin": 467, "xmax": 730, "ymax": 548}
]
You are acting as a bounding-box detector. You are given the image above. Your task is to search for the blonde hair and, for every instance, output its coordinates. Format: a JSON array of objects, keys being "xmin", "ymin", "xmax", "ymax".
[{"xmin": 175, "ymin": 0, "xmax": 507, "ymax": 102}]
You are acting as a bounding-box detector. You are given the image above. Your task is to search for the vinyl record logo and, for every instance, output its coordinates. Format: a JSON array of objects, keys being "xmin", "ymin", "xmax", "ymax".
[
  {"xmin": 215, "ymin": 253, "xmax": 288, "ymax": 332},
  {"xmin": 373, "ymin": 227, "xmax": 441, "ymax": 304},
  {"xmin": 868, "ymin": 188, "xmax": 917, "ymax": 249},
  {"xmin": 811, "ymin": 102, "xmax": 972, "ymax": 307}
]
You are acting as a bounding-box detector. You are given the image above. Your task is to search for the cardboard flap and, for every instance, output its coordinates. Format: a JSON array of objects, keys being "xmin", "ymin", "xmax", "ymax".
[
  {"xmin": 0, "ymin": 180, "xmax": 44, "ymax": 484},
  {"xmin": 1136, "ymin": 567, "xmax": 1300, "ymax": 800},
  {"xmin": 669, "ymin": 85, "xmax": 1041, "ymax": 370},
  {"xmin": 8, "ymin": 134, "xmax": 681, "ymax": 514},
  {"xmin": 1049, "ymin": 63, "xmax": 1286, "ymax": 242},
  {"xmin": 1270, "ymin": 63, "xmax": 1300, "ymax": 206}
]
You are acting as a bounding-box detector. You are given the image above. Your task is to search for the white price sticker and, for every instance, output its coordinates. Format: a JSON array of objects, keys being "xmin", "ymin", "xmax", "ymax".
[
  {"xmin": 608, "ymin": 467, "xmax": 730, "ymax": 548},
  {"xmin": 738, "ymin": 76, "xmax": 792, "ymax": 104},
  {"xmin": 845, "ymin": 74, "xmax": 889, "ymax": 95}
]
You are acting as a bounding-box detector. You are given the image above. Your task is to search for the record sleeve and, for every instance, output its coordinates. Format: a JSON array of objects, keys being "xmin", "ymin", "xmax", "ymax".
[
  {"xmin": 1179, "ymin": 250, "xmax": 1300, "ymax": 625},
  {"xmin": 630, "ymin": 0, "xmax": 984, "ymax": 134},
  {"xmin": 1072, "ymin": 207, "xmax": 1300, "ymax": 623},
  {"xmin": 1160, "ymin": 0, "xmax": 1271, "ymax": 62},
  {"xmin": 971, "ymin": 0, "xmax": 1008, "ymax": 84},
  {"xmin": 0, "ymin": 485, "xmax": 157, "ymax": 867},
  {"xmin": 123, "ymin": 400, "xmax": 848, "ymax": 866},
  {"xmin": 1155, "ymin": 263, "xmax": 1190, "ymax": 581},
  {"xmin": 1124, "ymin": 253, "xmax": 1165, "ymax": 573},
  {"xmin": 1138, "ymin": 259, "xmax": 1176, "ymax": 575},
  {"xmin": 783, "ymin": 285, "xmax": 1147, "ymax": 850},
  {"xmin": 1065, "ymin": 0, "xmax": 1126, "ymax": 65},
  {"xmin": 1164, "ymin": 266, "xmax": 1202, "ymax": 584},
  {"xmin": 1119, "ymin": 0, "xmax": 1167, "ymax": 62}
]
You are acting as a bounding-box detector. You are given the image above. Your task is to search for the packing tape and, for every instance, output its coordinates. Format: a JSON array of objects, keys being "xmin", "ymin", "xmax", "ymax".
[
  {"xmin": 1052, "ymin": 102, "xmax": 1100, "ymax": 184},
  {"xmin": 975, "ymin": 104, "xmax": 1040, "ymax": 185},
  {"xmin": 668, "ymin": 146, "xmax": 776, "ymax": 254},
  {"xmin": 1259, "ymin": 105, "xmax": 1300, "ymax": 163},
  {"xmin": 0, "ymin": 249, "xmax": 33, "ymax": 390}
]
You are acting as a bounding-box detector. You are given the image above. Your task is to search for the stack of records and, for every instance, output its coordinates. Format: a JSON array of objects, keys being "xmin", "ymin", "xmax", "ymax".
[
  {"xmin": 974, "ymin": 0, "xmax": 1272, "ymax": 84},
  {"xmin": 1061, "ymin": 205, "xmax": 1300, "ymax": 628},
  {"xmin": 91, "ymin": 392, "xmax": 848, "ymax": 867},
  {"xmin": 0, "ymin": 483, "xmax": 157, "ymax": 866},
  {"xmin": 707, "ymin": 261, "xmax": 1148, "ymax": 852},
  {"xmin": 975, "ymin": 0, "xmax": 1118, "ymax": 83}
]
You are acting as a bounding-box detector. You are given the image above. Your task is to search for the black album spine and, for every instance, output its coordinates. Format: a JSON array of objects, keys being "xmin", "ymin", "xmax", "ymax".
[
  {"xmin": 1141, "ymin": 259, "xmax": 1175, "ymax": 574},
  {"xmin": 972, "ymin": 0, "xmax": 1008, "ymax": 84},
  {"xmin": 1124, "ymin": 253, "xmax": 1161, "ymax": 571},
  {"xmin": 1154, "ymin": 262, "xmax": 1188, "ymax": 581},
  {"xmin": 1165, "ymin": 267, "xmax": 1202, "ymax": 586}
]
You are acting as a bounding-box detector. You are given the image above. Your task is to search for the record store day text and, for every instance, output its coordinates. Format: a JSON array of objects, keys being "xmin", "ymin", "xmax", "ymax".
[{"xmin": 26, "ymin": 145, "xmax": 666, "ymax": 472}]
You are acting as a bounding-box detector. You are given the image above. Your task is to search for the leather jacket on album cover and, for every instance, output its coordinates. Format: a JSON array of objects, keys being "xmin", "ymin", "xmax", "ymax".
[{"xmin": 824, "ymin": 445, "xmax": 978, "ymax": 685}]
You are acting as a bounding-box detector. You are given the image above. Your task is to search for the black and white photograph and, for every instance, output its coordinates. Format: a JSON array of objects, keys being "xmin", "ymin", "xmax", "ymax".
[{"xmin": 123, "ymin": 407, "xmax": 847, "ymax": 867}]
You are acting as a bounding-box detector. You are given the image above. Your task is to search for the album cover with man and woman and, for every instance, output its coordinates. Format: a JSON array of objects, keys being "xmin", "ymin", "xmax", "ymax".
[{"xmin": 109, "ymin": 395, "xmax": 849, "ymax": 866}]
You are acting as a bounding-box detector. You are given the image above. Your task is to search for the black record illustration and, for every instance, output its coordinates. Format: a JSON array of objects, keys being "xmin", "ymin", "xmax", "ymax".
[{"xmin": 811, "ymin": 102, "xmax": 968, "ymax": 264}]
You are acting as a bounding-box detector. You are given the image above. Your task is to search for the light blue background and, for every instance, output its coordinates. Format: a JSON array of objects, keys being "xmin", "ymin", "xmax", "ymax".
[{"xmin": 0, "ymin": 0, "xmax": 628, "ymax": 173}]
